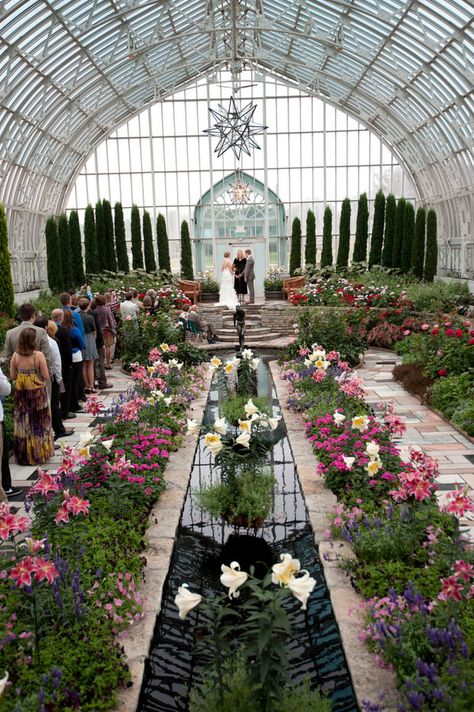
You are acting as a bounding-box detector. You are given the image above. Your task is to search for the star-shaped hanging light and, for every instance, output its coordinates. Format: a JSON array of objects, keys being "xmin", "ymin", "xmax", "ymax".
[
  {"xmin": 227, "ymin": 178, "xmax": 252, "ymax": 204},
  {"xmin": 204, "ymin": 96, "xmax": 267, "ymax": 160}
]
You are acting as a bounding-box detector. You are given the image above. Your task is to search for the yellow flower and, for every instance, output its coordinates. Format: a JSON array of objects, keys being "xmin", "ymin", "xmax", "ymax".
[
  {"xmin": 210, "ymin": 356, "xmax": 222, "ymax": 369},
  {"xmin": 77, "ymin": 445, "xmax": 91, "ymax": 459},
  {"xmin": 147, "ymin": 366, "xmax": 155, "ymax": 374},
  {"xmin": 314, "ymin": 358, "xmax": 329, "ymax": 370},
  {"xmin": 352, "ymin": 415, "xmax": 370, "ymax": 432},
  {"xmin": 160, "ymin": 343, "xmax": 170, "ymax": 352},
  {"xmin": 271, "ymin": 553, "xmax": 300, "ymax": 586},
  {"xmin": 224, "ymin": 363, "xmax": 234, "ymax": 375}
]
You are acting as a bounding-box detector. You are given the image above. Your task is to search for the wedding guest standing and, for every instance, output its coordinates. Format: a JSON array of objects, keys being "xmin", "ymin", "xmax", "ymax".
[
  {"xmin": 51, "ymin": 309, "xmax": 74, "ymax": 420},
  {"xmin": 233, "ymin": 250, "xmax": 247, "ymax": 304},
  {"xmin": 4, "ymin": 303, "xmax": 52, "ymax": 375},
  {"xmin": 78, "ymin": 299, "xmax": 98, "ymax": 394},
  {"xmin": 61, "ymin": 309, "xmax": 85, "ymax": 412},
  {"xmin": 0, "ymin": 367, "xmax": 11, "ymax": 501},
  {"xmin": 10, "ymin": 328, "xmax": 54, "ymax": 465}
]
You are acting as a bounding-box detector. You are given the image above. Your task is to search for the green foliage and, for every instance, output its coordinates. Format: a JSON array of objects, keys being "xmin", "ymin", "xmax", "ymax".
[
  {"xmin": 296, "ymin": 308, "xmax": 367, "ymax": 366},
  {"xmin": 95, "ymin": 201, "xmax": 106, "ymax": 272},
  {"xmin": 45, "ymin": 216, "xmax": 64, "ymax": 292},
  {"xmin": 220, "ymin": 396, "xmax": 270, "ymax": 424},
  {"xmin": 353, "ymin": 193, "xmax": 368, "ymax": 263},
  {"xmin": 0, "ymin": 204, "xmax": 15, "ymax": 317},
  {"xmin": 381, "ymin": 193, "xmax": 396, "ymax": 267},
  {"xmin": 197, "ymin": 469, "xmax": 275, "ymax": 526},
  {"xmin": 102, "ymin": 199, "xmax": 117, "ymax": 272},
  {"xmin": 289, "ymin": 217, "xmax": 302, "ymax": 276},
  {"xmin": 68, "ymin": 210, "xmax": 85, "ymax": 286},
  {"xmin": 320, "ymin": 206, "xmax": 333, "ymax": 268},
  {"xmin": 131, "ymin": 205, "xmax": 144, "ymax": 270},
  {"xmin": 395, "ymin": 327, "xmax": 474, "ymax": 379},
  {"xmin": 57, "ymin": 213, "xmax": 72, "ymax": 290},
  {"xmin": 451, "ymin": 401, "xmax": 474, "ymax": 436},
  {"xmin": 199, "ymin": 274, "xmax": 220, "ymax": 293},
  {"xmin": 304, "ymin": 209, "xmax": 316, "ymax": 266},
  {"xmin": 142, "ymin": 210, "xmax": 156, "ymax": 272},
  {"xmin": 424, "ymin": 208, "xmax": 438, "ymax": 282},
  {"xmin": 400, "ymin": 201, "xmax": 415, "ymax": 275},
  {"xmin": 114, "ymin": 202, "xmax": 129, "ymax": 273},
  {"xmin": 156, "ymin": 213, "xmax": 171, "ymax": 273},
  {"xmin": 84, "ymin": 204, "xmax": 98, "ymax": 275},
  {"xmin": 336, "ymin": 198, "xmax": 351, "ymax": 270},
  {"xmin": 180, "ymin": 219, "xmax": 194, "ymax": 279},
  {"xmin": 368, "ymin": 190, "xmax": 385, "ymax": 269},
  {"xmin": 391, "ymin": 197, "xmax": 406, "ymax": 269},
  {"xmin": 411, "ymin": 207, "xmax": 426, "ymax": 279}
]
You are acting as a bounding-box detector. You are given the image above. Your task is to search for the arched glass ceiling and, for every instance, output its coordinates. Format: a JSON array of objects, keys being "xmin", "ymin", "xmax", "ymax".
[{"xmin": 0, "ymin": 0, "xmax": 473, "ymax": 286}]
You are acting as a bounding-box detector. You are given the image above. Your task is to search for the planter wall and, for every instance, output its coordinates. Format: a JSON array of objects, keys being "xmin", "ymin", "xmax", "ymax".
[
  {"xmin": 200, "ymin": 292, "xmax": 219, "ymax": 303},
  {"xmin": 265, "ymin": 290, "xmax": 284, "ymax": 300}
]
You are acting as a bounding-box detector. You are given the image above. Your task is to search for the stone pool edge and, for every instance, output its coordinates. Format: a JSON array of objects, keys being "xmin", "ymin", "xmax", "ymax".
[
  {"xmin": 269, "ymin": 362, "xmax": 398, "ymax": 712},
  {"xmin": 115, "ymin": 368, "xmax": 213, "ymax": 712}
]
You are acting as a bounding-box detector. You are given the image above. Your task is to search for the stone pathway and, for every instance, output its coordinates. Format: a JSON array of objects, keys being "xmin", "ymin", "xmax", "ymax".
[{"xmin": 357, "ymin": 348, "xmax": 474, "ymax": 541}]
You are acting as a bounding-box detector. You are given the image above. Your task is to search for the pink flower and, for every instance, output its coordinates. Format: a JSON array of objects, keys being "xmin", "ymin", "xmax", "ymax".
[
  {"xmin": 453, "ymin": 560, "xmax": 474, "ymax": 582},
  {"xmin": 421, "ymin": 323, "xmax": 430, "ymax": 331},
  {"xmin": 84, "ymin": 396, "xmax": 105, "ymax": 416},
  {"xmin": 403, "ymin": 329, "xmax": 410, "ymax": 336},
  {"xmin": 33, "ymin": 558, "xmax": 59, "ymax": 585},
  {"xmin": 65, "ymin": 496, "xmax": 90, "ymax": 516},
  {"xmin": 441, "ymin": 489, "xmax": 474, "ymax": 517},
  {"xmin": 438, "ymin": 575, "xmax": 463, "ymax": 602},
  {"xmin": 55, "ymin": 506, "xmax": 70, "ymax": 525},
  {"xmin": 10, "ymin": 557, "xmax": 36, "ymax": 588}
]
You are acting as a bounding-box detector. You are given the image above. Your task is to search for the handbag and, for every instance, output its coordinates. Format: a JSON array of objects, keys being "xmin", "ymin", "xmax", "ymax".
[{"xmin": 72, "ymin": 350, "xmax": 83, "ymax": 363}]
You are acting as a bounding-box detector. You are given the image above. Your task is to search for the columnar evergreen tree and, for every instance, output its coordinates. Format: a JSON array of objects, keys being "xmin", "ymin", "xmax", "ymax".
[
  {"xmin": 320, "ymin": 206, "xmax": 333, "ymax": 268},
  {"xmin": 156, "ymin": 213, "xmax": 171, "ymax": 273},
  {"xmin": 304, "ymin": 210, "xmax": 316, "ymax": 267},
  {"xmin": 180, "ymin": 219, "xmax": 194, "ymax": 280},
  {"xmin": 289, "ymin": 217, "xmax": 302, "ymax": 276},
  {"xmin": 131, "ymin": 205, "xmax": 144, "ymax": 269},
  {"xmin": 95, "ymin": 201, "xmax": 106, "ymax": 272},
  {"xmin": 424, "ymin": 209, "xmax": 438, "ymax": 282},
  {"xmin": 391, "ymin": 197, "xmax": 406, "ymax": 269},
  {"xmin": 336, "ymin": 198, "xmax": 351, "ymax": 270},
  {"xmin": 57, "ymin": 213, "xmax": 72, "ymax": 290},
  {"xmin": 381, "ymin": 193, "xmax": 396, "ymax": 267},
  {"xmin": 368, "ymin": 190, "xmax": 386, "ymax": 269},
  {"xmin": 353, "ymin": 193, "xmax": 369, "ymax": 263},
  {"xmin": 114, "ymin": 202, "xmax": 129, "ymax": 273},
  {"xmin": 45, "ymin": 216, "xmax": 64, "ymax": 292},
  {"xmin": 84, "ymin": 204, "xmax": 98, "ymax": 275},
  {"xmin": 400, "ymin": 201, "xmax": 415, "ymax": 274},
  {"xmin": 411, "ymin": 207, "xmax": 426, "ymax": 280},
  {"xmin": 102, "ymin": 199, "xmax": 117, "ymax": 272},
  {"xmin": 69, "ymin": 210, "xmax": 85, "ymax": 286},
  {"xmin": 143, "ymin": 210, "xmax": 157, "ymax": 272},
  {"xmin": 0, "ymin": 204, "xmax": 15, "ymax": 317}
]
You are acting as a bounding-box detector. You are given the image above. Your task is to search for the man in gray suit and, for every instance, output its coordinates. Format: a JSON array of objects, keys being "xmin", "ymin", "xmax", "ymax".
[
  {"xmin": 4, "ymin": 303, "xmax": 52, "ymax": 374},
  {"xmin": 243, "ymin": 249, "xmax": 255, "ymax": 303}
]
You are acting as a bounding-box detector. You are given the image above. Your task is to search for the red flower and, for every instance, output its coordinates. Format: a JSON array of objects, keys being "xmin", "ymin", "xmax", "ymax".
[
  {"xmin": 454, "ymin": 329, "xmax": 463, "ymax": 337},
  {"xmin": 445, "ymin": 329, "xmax": 454, "ymax": 337},
  {"xmin": 431, "ymin": 328, "xmax": 439, "ymax": 336},
  {"xmin": 437, "ymin": 369, "xmax": 448, "ymax": 377},
  {"xmin": 469, "ymin": 338, "xmax": 474, "ymax": 346}
]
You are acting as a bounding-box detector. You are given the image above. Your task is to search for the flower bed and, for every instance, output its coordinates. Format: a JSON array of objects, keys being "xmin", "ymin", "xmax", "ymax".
[
  {"xmin": 0, "ymin": 346, "xmax": 206, "ymax": 710},
  {"xmin": 280, "ymin": 345, "xmax": 474, "ymax": 711}
]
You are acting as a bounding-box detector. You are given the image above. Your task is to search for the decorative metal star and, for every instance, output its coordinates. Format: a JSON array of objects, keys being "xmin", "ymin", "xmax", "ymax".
[
  {"xmin": 204, "ymin": 96, "xmax": 267, "ymax": 160},
  {"xmin": 227, "ymin": 178, "xmax": 252, "ymax": 204}
]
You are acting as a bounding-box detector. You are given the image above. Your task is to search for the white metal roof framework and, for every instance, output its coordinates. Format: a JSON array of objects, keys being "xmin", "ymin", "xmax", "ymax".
[{"xmin": 0, "ymin": 0, "xmax": 473, "ymax": 288}]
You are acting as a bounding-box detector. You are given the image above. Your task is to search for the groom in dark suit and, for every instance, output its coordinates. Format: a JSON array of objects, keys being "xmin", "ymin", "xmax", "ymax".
[{"xmin": 243, "ymin": 249, "xmax": 255, "ymax": 303}]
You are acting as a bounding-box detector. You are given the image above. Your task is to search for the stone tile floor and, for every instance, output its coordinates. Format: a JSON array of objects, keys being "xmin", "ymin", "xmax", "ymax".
[{"xmin": 357, "ymin": 348, "xmax": 474, "ymax": 542}]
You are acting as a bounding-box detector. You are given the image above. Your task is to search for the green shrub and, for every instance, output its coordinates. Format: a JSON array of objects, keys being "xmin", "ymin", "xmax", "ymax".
[
  {"xmin": 320, "ymin": 206, "xmax": 333, "ymax": 268},
  {"xmin": 58, "ymin": 213, "xmax": 72, "ymax": 290},
  {"xmin": 428, "ymin": 373, "xmax": 473, "ymax": 418},
  {"xmin": 391, "ymin": 197, "xmax": 406, "ymax": 269},
  {"xmin": 296, "ymin": 308, "xmax": 367, "ymax": 366},
  {"xmin": 336, "ymin": 198, "xmax": 351, "ymax": 269},
  {"xmin": 368, "ymin": 190, "xmax": 385, "ymax": 269},
  {"xmin": 197, "ymin": 468, "xmax": 275, "ymax": 526},
  {"xmin": 84, "ymin": 204, "xmax": 98, "ymax": 275},
  {"xmin": 0, "ymin": 204, "xmax": 15, "ymax": 318},
  {"xmin": 45, "ymin": 216, "xmax": 64, "ymax": 292},
  {"xmin": 142, "ymin": 210, "xmax": 156, "ymax": 272},
  {"xmin": 289, "ymin": 217, "xmax": 302, "ymax": 276},
  {"xmin": 95, "ymin": 201, "xmax": 106, "ymax": 272},
  {"xmin": 353, "ymin": 192, "xmax": 368, "ymax": 263},
  {"xmin": 180, "ymin": 219, "xmax": 194, "ymax": 279},
  {"xmin": 69, "ymin": 210, "xmax": 86, "ymax": 286},
  {"xmin": 131, "ymin": 205, "xmax": 144, "ymax": 270},
  {"xmin": 400, "ymin": 201, "xmax": 415, "ymax": 275},
  {"xmin": 156, "ymin": 213, "xmax": 171, "ymax": 273},
  {"xmin": 102, "ymin": 199, "xmax": 117, "ymax": 272},
  {"xmin": 304, "ymin": 209, "xmax": 316, "ymax": 267},
  {"xmin": 424, "ymin": 208, "xmax": 437, "ymax": 282},
  {"xmin": 381, "ymin": 193, "xmax": 396, "ymax": 268},
  {"xmin": 451, "ymin": 401, "xmax": 474, "ymax": 436},
  {"xmin": 220, "ymin": 396, "xmax": 270, "ymax": 423},
  {"xmin": 114, "ymin": 202, "xmax": 129, "ymax": 273},
  {"xmin": 411, "ymin": 206, "xmax": 426, "ymax": 279}
]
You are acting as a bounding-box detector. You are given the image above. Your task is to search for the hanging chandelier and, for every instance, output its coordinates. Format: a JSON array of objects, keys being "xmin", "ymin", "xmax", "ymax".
[{"xmin": 204, "ymin": 95, "xmax": 267, "ymax": 160}]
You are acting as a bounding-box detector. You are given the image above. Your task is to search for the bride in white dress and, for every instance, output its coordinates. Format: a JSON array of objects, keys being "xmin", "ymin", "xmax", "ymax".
[{"xmin": 218, "ymin": 251, "xmax": 239, "ymax": 309}]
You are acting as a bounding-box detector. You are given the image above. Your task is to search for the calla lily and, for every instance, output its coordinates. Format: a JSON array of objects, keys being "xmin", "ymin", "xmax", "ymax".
[
  {"xmin": 235, "ymin": 432, "xmax": 251, "ymax": 448},
  {"xmin": 220, "ymin": 561, "xmax": 248, "ymax": 598},
  {"xmin": 244, "ymin": 399, "xmax": 259, "ymax": 416},
  {"xmin": 287, "ymin": 571, "xmax": 316, "ymax": 610},
  {"xmin": 0, "ymin": 671, "xmax": 8, "ymax": 696},
  {"xmin": 238, "ymin": 419, "xmax": 252, "ymax": 434},
  {"xmin": 272, "ymin": 553, "xmax": 300, "ymax": 586},
  {"xmin": 214, "ymin": 417, "xmax": 227, "ymax": 435},
  {"xmin": 204, "ymin": 432, "xmax": 224, "ymax": 455},
  {"xmin": 187, "ymin": 418, "xmax": 200, "ymax": 435},
  {"xmin": 175, "ymin": 584, "xmax": 202, "ymax": 619},
  {"xmin": 342, "ymin": 456, "xmax": 356, "ymax": 470},
  {"xmin": 365, "ymin": 441, "xmax": 380, "ymax": 459},
  {"xmin": 333, "ymin": 412, "xmax": 345, "ymax": 426}
]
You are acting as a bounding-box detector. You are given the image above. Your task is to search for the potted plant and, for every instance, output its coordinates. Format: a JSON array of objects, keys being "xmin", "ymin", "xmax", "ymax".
[
  {"xmin": 264, "ymin": 267, "xmax": 286, "ymax": 300},
  {"xmin": 198, "ymin": 271, "xmax": 220, "ymax": 302}
]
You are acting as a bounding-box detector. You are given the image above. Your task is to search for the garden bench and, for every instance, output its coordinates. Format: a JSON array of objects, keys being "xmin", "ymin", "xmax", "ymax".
[
  {"xmin": 283, "ymin": 276, "xmax": 305, "ymax": 299},
  {"xmin": 178, "ymin": 279, "xmax": 201, "ymax": 305}
]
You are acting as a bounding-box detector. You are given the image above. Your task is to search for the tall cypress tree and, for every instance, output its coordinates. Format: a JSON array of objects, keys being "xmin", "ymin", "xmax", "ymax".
[
  {"xmin": 304, "ymin": 210, "xmax": 316, "ymax": 267},
  {"xmin": 143, "ymin": 210, "xmax": 157, "ymax": 272},
  {"xmin": 102, "ymin": 199, "xmax": 117, "ymax": 272},
  {"xmin": 400, "ymin": 201, "xmax": 415, "ymax": 274},
  {"xmin": 336, "ymin": 198, "xmax": 351, "ymax": 270},
  {"xmin": 69, "ymin": 210, "xmax": 85, "ymax": 286},
  {"xmin": 381, "ymin": 193, "xmax": 396, "ymax": 268},
  {"xmin": 156, "ymin": 213, "xmax": 171, "ymax": 273},
  {"xmin": 0, "ymin": 204, "xmax": 15, "ymax": 317},
  {"xmin": 391, "ymin": 197, "xmax": 406, "ymax": 270},
  {"xmin": 424, "ymin": 209, "xmax": 438, "ymax": 282},
  {"xmin": 289, "ymin": 217, "xmax": 302, "ymax": 276},
  {"xmin": 321, "ymin": 206, "xmax": 333, "ymax": 268},
  {"xmin": 411, "ymin": 207, "xmax": 426, "ymax": 280},
  {"xmin": 57, "ymin": 213, "xmax": 72, "ymax": 290},
  {"xmin": 45, "ymin": 216, "xmax": 64, "ymax": 292},
  {"xmin": 84, "ymin": 204, "xmax": 98, "ymax": 275},
  {"xmin": 368, "ymin": 190, "xmax": 386, "ymax": 269},
  {"xmin": 353, "ymin": 193, "xmax": 369, "ymax": 263},
  {"xmin": 114, "ymin": 202, "xmax": 129, "ymax": 273},
  {"xmin": 95, "ymin": 201, "xmax": 105, "ymax": 272},
  {"xmin": 180, "ymin": 219, "xmax": 194, "ymax": 280},
  {"xmin": 131, "ymin": 205, "xmax": 143, "ymax": 269}
]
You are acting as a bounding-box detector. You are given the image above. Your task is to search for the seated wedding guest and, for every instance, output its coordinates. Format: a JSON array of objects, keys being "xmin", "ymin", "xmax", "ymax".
[
  {"xmin": 10, "ymin": 328, "xmax": 54, "ymax": 465},
  {"xmin": 78, "ymin": 299, "xmax": 98, "ymax": 394},
  {"xmin": 120, "ymin": 291, "xmax": 140, "ymax": 319},
  {"xmin": 4, "ymin": 303, "xmax": 52, "ymax": 375},
  {"xmin": 94, "ymin": 294, "xmax": 116, "ymax": 370},
  {"xmin": 142, "ymin": 295, "xmax": 157, "ymax": 314},
  {"xmin": 62, "ymin": 309, "xmax": 86, "ymax": 411},
  {"xmin": 0, "ymin": 367, "xmax": 12, "ymax": 501},
  {"xmin": 51, "ymin": 309, "xmax": 74, "ymax": 419},
  {"xmin": 188, "ymin": 305, "xmax": 218, "ymax": 342}
]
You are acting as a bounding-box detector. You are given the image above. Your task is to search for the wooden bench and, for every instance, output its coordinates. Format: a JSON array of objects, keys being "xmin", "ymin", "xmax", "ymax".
[
  {"xmin": 283, "ymin": 276, "xmax": 305, "ymax": 299},
  {"xmin": 178, "ymin": 279, "xmax": 201, "ymax": 305}
]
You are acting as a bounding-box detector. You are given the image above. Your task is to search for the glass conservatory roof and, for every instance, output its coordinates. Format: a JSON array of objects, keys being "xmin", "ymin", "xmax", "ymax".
[{"xmin": 0, "ymin": 0, "xmax": 472, "ymax": 210}]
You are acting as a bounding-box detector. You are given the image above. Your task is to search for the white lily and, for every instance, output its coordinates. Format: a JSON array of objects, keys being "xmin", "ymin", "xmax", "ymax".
[
  {"xmin": 333, "ymin": 412, "xmax": 346, "ymax": 426},
  {"xmin": 235, "ymin": 431, "xmax": 251, "ymax": 448},
  {"xmin": 203, "ymin": 432, "xmax": 224, "ymax": 455},
  {"xmin": 0, "ymin": 671, "xmax": 8, "ymax": 696},
  {"xmin": 151, "ymin": 389, "xmax": 164, "ymax": 399},
  {"xmin": 342, "ymin": 456, "xmax": 356, "ymax": 470},
  {"xmin": 210, "ymin": 356, "xmax": 222, "ymax": 369},
  {"xmin": 175, "ymin": 584, "xmax": 202, "ymax": 619},
  {"xmin": 238, "ymin": 419, "xmax": 252, "ymax": 434},
  {"xmin": 224, "ymin": 362, "xmax": 235, "ymax": 375},
  {"xmin": 244, "ymin": 399, "xmax": 259, "ymax": 417},
  {"xmin": 287, "ymin": 571, "xmax": 316, "ymax": 610},
  {"xmin": 352, "ymin": 415, "xmax": 370, "ymax": 432},
  {"xmin": 272, "ymin": 553, "xmax": 300, "ymax": 586},
  {"xmin": 163, "ymin": 396, "xmax": 172, "ymax": 406},
  {"xmin": 214, "ymin": 417, "xmax": 227, "ymax": 435},
  {"xmin": 251, "ymin": 358, "xmax": 260, "ymax": 370},
  {"xmin": 78, "ymin": 430, "xmax": 94, "ymax": 447},
  {"xmin": 168, "ymin": 359, "xmax": 183, "ymax": 370},
  {"xmin": 314, "ymin": 358, "xmax": 329, "ymax": 370},
  {"xmin": 220, "ymin": 561, "xmax": 248, "ymax": 598},
  {"xmin": 241, "ymin": 348, "xmax": 253, "ymax": 361},
  {"xmin": 102, "ymin": 438, "xmax": 115, "ymax": 452},
  {"xmin": 267, "ymin": 417, "xmax": 280, "ymax": 431},
  {"xmin": 365, "ymin": 441, "xmax": 380, "ymax": 459},
  {"xmin": 366, "ymin": 458, "xmax": 382, "ymax": 475},
  {"xmin": 187, "ymin": 418, "xmax": 200, "ymax": 435},
  {"xmin": 303, "ymin": 358, "xmax": 312, "ymax": 367}
]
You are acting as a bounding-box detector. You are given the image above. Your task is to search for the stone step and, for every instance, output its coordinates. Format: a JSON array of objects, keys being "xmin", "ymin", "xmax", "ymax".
[
  {"xmin": 222, "ymin": 315, "xmax": 262, "ymax": 325},
  {"xmin": 216, "ymin": 327, "xmax": 274, "ymax": 336},
  {"xmin": 215, "ymin": 332, "xmax": 285, "ymax": 343}
]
